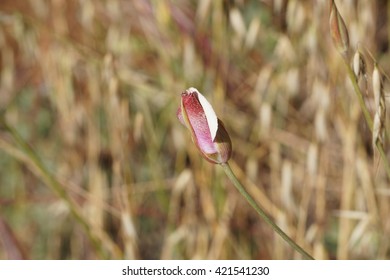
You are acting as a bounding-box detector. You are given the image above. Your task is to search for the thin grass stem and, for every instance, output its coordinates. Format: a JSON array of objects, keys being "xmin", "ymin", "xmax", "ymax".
[
  {"xmin": 0, "ymin": 116, "xmax": 108, "ymax": 259},
  {"xmin": 344, "ymin": 60, "xmax": 373, "ymax": 129}
]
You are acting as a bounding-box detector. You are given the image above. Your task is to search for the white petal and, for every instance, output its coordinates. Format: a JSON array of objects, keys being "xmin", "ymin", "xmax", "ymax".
[{"xmin": 189, "ymin": 87, "xmax": 218, "ymax": 141}]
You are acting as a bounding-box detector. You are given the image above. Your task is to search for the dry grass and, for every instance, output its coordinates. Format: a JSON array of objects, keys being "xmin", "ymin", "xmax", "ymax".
[{"xmin": 0, "ymin": 0, "xmax": 390, "ymax": 260}]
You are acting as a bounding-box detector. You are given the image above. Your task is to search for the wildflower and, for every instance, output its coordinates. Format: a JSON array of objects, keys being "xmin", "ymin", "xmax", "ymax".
[{"xmin": 177, "ymin": 87, "xmax": 232, "ymax": 164}]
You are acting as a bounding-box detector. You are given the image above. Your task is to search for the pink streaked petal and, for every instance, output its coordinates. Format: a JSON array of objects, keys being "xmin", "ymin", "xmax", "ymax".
[
  {"xmin": 181, "ymin": 89, "xmax": 217, "ymax": 155},
  {"xmin": 188, "ymin": 87, "xmax": 218, "ymax": 140}
]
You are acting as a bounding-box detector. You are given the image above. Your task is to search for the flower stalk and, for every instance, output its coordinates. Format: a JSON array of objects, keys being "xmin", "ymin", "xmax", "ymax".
[{"xmin": 221, "ymin": 162, "xmax": 314, "ymax": 260}]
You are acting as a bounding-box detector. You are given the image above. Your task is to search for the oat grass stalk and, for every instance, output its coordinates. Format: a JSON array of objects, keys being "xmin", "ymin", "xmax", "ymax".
[
  {"xmin": 0, "ymin": 116, "xmax": 108, "ymax": 258},
  {"xmin": 343, "ymin": 59, "xmax": 390, "ymax": 178},
  {"xmin": 221, "ymin": 162, "xmax": 314, "ymax": 260}
]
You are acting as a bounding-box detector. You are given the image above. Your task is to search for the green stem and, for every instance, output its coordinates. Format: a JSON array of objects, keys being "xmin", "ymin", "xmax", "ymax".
[{"xmin": 221, "ymin": 162, "xmax": 315, "ymax": 260}]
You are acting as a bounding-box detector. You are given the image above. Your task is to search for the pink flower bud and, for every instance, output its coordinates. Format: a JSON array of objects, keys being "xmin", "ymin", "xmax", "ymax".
[{"xmin": 177, "ymin": 87, "xmax": 232, "ymax": 164}]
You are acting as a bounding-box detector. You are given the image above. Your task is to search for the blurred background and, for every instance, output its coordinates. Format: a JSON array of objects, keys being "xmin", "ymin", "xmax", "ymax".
[{"xmin": 1, "ymin": 0, "xmax": 390, "ymax": 260}]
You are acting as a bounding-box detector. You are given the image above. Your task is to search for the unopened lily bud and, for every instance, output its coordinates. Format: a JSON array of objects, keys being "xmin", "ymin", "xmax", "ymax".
[
  {"xmin": 177, "ymin": 87, "xmax": 232, "ymax": 164},
  {"xmin": 329, "ymin": 0, "xmax": 349, "ymax": 57}
]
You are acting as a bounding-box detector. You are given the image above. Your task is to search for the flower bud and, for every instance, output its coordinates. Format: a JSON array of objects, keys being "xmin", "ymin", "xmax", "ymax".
[
  {"xmin": 177, "ymin": 87, "xmax": 232, "ymax": 164},
  {"xmin": 329, "ymin": 0, "xmax": 349, "ymax": 57}
]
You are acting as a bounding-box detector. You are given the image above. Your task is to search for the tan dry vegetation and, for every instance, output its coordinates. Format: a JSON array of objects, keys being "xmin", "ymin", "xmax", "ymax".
[{"xmin": 0, "ymin": 0, "xmax": 390, "ymax": 259}]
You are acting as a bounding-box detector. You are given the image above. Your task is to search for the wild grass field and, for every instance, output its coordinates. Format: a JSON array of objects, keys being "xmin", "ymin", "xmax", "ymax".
[{"xmin": 0, "ymin": 0, "xmax": 390, "ymax": 260}]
